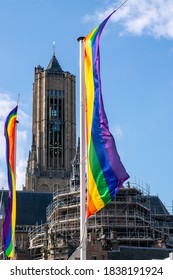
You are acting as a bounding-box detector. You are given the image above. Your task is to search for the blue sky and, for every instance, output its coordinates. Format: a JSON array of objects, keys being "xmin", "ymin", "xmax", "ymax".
[{"xmin": 0, "ymin": 0, "xmax": 173, "ymax": 211}]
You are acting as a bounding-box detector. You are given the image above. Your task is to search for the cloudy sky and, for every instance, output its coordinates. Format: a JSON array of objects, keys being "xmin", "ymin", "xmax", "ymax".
[{"xmin": 0, "ymin": 0, "xmax": 173, "ymax": 211}]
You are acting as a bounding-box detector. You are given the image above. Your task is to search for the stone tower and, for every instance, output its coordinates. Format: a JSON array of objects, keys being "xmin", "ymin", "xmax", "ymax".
[{"xmin": 25, "ymin": 52, "xmax": 76, "ymax": 192}]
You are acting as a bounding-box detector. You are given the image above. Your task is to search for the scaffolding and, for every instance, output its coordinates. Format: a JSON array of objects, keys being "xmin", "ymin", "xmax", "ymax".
[{"xmin": 28, "ymin": 182, "xmax": 173, "ymax": 259}]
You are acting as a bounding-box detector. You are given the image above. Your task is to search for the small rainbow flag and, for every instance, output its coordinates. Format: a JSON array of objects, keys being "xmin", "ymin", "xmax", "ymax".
[
  {"xmin": 3, "ymin": 105, "xmax": 18, "ymax": 259},
  {"xmin": 84, "ymin": 11, "xmax": 129, "ymax": 218}
]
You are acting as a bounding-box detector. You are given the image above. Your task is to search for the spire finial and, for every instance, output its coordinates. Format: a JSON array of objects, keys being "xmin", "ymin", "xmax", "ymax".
[{"xmin": 52, "ymin": 41, "xmax": 56, "ymax": 56}]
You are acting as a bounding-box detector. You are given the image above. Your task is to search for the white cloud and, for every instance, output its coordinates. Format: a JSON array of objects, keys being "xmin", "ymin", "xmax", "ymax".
[
  {"xmin": 84, "ymin": 0, "xmax": 173, "ymax": 38},
  {"xmin": 16, "ymin": 158, "xmax": 27, "ymax": 190},
  {"xmin": 0, "ymin": 93, "xmax": 30, "ymax": 190},
  {"xmin": 112, "ymin": 125, "xmax": 123, "ymax": 140},
  {"xmin": 0, "ymin": 168, "xmax": 6, "ymax": 189}
]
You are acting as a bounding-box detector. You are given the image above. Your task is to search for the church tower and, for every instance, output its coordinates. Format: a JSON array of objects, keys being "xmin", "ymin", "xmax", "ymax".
[{"xmin": 25, "ymin": 51, "xmax": 76, "ymax": 192}]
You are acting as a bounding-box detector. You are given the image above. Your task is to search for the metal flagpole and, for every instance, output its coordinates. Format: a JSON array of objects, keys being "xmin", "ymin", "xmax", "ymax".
[{"xmin": 77, "ymin": 36, "xmax": 87, "ymax": 260}]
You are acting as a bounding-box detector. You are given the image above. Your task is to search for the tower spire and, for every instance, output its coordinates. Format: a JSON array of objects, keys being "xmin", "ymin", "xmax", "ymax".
[{"xmin": 46, "ymin": 43, "xmax": 63, "ymax": 73}]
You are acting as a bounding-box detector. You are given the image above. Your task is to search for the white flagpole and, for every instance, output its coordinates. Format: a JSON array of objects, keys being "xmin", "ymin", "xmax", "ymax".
[
  {"xmin": 13, "ymin": 94, "xmax": 20, "ymax": 259},
  {"xmin": 77, "ymin": 36, "xmax": 87, "ymax": 260}
]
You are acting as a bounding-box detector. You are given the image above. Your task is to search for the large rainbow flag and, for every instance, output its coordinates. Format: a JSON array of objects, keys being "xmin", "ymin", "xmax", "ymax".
[
  {"xmin": 3, "ymin": 105, "xmax": 18, "ymax": 259},
  {"xmin": 84, "ymin": 10, "xmax": 129, "ymax": 218}
]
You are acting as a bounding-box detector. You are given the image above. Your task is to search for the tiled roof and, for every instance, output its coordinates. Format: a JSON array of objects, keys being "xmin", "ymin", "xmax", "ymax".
[
  {"xmin": 46, "ymin": 53, "xmax": 63, "ymax": 73},
  {"xmin": 149, "ymin": 195, "xmax": 169, "ymax": 215},
  {"xmin": 0, "ymin": 190, "xmax": 53, "ymax": 225}
]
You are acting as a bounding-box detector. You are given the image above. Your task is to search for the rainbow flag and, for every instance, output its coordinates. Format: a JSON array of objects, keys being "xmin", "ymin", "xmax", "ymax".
[
  {"xmin": 3, "ymin": 105, "xmax": 18, "ymax": 259},
  {"xmin": 84, "ymin": 11, "xmax": 129, "ymax": 218}
]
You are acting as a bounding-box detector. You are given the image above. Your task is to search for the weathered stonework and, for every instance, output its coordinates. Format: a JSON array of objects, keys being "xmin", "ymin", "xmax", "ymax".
[{"xmin": 25, "ymin": 53, "xmax": 76, "ymax": 192}]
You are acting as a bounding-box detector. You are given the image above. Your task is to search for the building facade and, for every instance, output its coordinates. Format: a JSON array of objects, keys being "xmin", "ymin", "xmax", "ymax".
[
  {"xmin": 25, "ymin": 52, "xmax": 76, "ymax": 192},
  {"xmin": 28, "ymin": 182, "xmax": 173, "ymax": 260}
]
